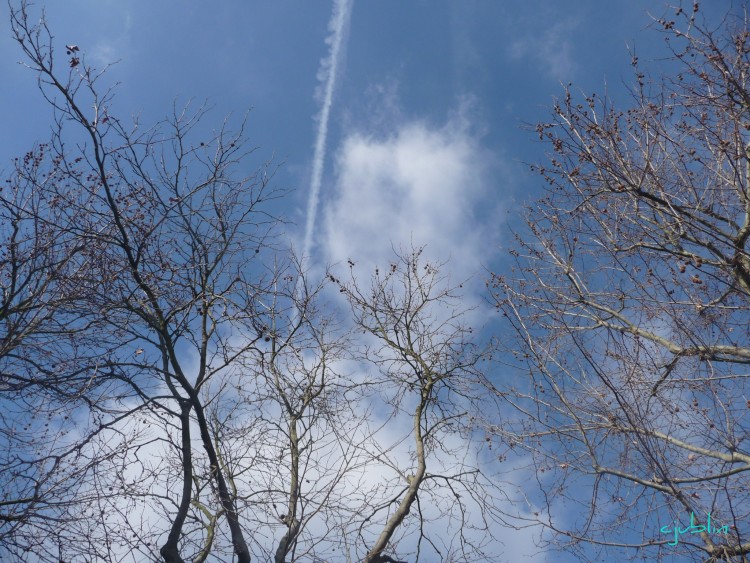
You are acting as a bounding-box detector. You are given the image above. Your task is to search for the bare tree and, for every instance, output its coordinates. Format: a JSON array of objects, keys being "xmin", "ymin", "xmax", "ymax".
[
  {"xmin": 240, "ymin": 257, "xmax": 372, "ymax": 562},
  {"xmin": 337, "ymin": 247, "xmax": 506, "ymax": 563},
  {"xmin": 0, "ymin": 118, "xmax": 140, "ymax": 561},
  {"xmin": 491, "ymin": 5, "xmax": 750, "ymax": 562},
  {"xmin": 6, "ymin": 4, "xmax": 379, "ymax": 562},
  {"xmin": 185, "ymin": 254, "xmax": 371, "ymax": 563},
  {"xmin": 8, "ymin": 2, "xmax": 280, "ymax": 560}
]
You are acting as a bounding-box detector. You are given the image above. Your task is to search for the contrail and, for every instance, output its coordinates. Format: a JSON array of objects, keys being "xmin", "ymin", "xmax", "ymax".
[{"xmin": 301, "ymin": 0, "xmax": 353, "ymax": 264}]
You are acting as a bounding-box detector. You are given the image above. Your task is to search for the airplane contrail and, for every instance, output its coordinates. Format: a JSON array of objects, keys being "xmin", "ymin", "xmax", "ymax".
[{"xmin": 301, "ymin": 0, "xmax": 353, "ymax": 264}]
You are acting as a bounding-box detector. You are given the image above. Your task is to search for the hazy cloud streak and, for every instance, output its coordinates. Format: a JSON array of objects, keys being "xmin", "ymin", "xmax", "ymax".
[{"xmin": 302, "ymin": 0, "xmax": 353, "ymax": 263}]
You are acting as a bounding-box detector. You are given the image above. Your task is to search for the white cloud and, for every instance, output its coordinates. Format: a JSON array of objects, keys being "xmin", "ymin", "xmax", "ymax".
[{"xmin": 322, "ymin": 105, "xmax": 500, "ymax": 286}]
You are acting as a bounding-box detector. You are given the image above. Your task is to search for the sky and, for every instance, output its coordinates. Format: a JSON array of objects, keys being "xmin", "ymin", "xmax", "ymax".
[
  {"xmin": 1, "ymin": 0, "xmax": 692, "ymax": 280},
  {"xmin": 0, "ymin": 1, "xmax": 739, "ymax": 561}
]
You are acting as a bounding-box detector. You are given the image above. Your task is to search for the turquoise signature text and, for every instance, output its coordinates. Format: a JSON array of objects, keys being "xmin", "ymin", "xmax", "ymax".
[{"xmin": 660, "ymin": 512, "xmax": 728, "ymax": 546}]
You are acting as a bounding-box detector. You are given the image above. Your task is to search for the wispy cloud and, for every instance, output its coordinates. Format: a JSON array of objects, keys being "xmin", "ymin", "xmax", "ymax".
[{"xmin": 509, "ymin": 17, "xmax": 579, "ymax": 80}]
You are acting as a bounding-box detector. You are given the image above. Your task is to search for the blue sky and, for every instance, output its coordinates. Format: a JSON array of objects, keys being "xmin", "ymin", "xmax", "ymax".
[
  {"xmin": 0, "ymin": 2, "xmax": 738, "ymax": 560},
  {"xmin": 1, "ymin": 0, "xmax": 689, "ymax": 278}
]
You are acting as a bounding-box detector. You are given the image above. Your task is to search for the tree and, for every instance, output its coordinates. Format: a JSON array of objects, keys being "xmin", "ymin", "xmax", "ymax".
[
  {"xmin": 4, "ymin": 3, "xmax": 511, "ymax": 562},
  {"xmin": 491, "ymin": 5, "xmax": 750, "ymax": 561},
  {"xmin": 337, "ymin": 247, "xmax": 506, "ymax": 563},
  {"xmin": 0, "ymin": 140, "xmax": 134, "ymax": 560},
  {"xmin": 230, "ymin": 256, "xmax": 369, "ymax": 563},
  {"xmin": 7, "ymin": 2, "xmax": 279, "ymax": 560}
]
